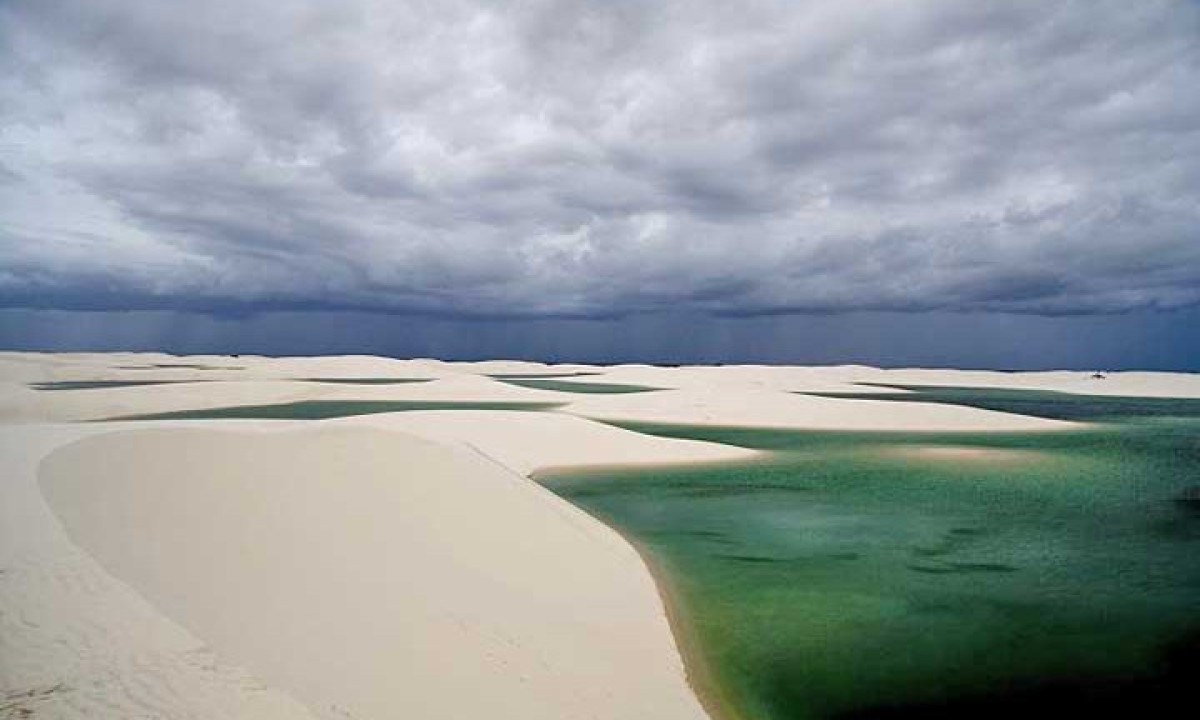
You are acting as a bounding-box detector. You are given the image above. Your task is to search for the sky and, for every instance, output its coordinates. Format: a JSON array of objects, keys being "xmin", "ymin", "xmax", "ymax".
[{"xmin": 2, "ymin": 0, "xmax": 1198, "ymax": 368}]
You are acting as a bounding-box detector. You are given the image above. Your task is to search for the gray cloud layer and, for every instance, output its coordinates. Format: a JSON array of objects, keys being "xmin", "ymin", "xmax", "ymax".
[{"xmin": 3, "ymin": 0, "xmax": 1198, "ymax": 318}]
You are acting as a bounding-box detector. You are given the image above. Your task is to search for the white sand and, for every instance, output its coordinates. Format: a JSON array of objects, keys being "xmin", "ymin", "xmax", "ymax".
[
  {"xmin": 3, "ymin": 352, "xmax": 1199, "ymax": 719},
  {"xmin": 347, "ymin": 410, "xmax": 757, "ymax": 475},
  {"xmin": 559, "ymin": 386, "xmax": 1074, "ymax": 431},
  {"xmin": 880, "ymin": 445, "xmax": 1048, "ymax": 464},
  {"xmin": 38, "ymin": 426, "xmax": 709, "ymax": 720},
  {"xmin": 0, "ymin": 424, "xmax": 321, "ymax": 719}
]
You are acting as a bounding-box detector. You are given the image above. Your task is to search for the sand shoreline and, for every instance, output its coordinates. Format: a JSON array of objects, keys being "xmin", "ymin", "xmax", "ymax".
[
  {"xmin": 532, "ymin": 474, "xmax": 751, "ymax": 720},
  {"xmin": 607, "ymin": 535, "xmax": 749, "ymax": 720},
  {"xmin": 36, "ymin": 423, "xmax": 718, "ymax": 720},
  {"xmin": 4, "ymin": 353, "xmax": 1200, "ymax": 719}
]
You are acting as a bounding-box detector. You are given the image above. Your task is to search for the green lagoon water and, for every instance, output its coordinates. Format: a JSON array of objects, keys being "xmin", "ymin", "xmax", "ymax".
[
  {"xmin": 543, "ymin": 390, "xmax": 1200, "ymax": 720},
  {"xmin": 31, "ymin": 380, "xmax": 191, "ymax": 390},
  {"xmin": 493, "ymin": 377, "xmax": 661, "ymax": 394},
  {"xmin": 299, "ymin": 377, "xmax": 434, "ymax": 385},
  {"xmin": 110, "ymin": 399, "xmax": 562, "ymax": 420},
  {"xmin": 804, "ymin": 384, "xmax": 1200, "ymax": 423},
  {"xmin": 487, "ymin": 371, "xmax": 603, "ymax": 379}
]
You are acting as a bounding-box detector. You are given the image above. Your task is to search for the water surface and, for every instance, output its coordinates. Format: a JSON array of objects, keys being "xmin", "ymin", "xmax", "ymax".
[
  {"xmin": 494, "ymin": 377, "xmax": 661, "ymax": 394},
  {"xmin": 299, "ymin": 377, "xmax": 433, "ymax": 385},
  {"xmin": 487, "ymin": 371, "xmax": 603, "ymax": 379},
  {"xmin": 109, "ymin": 400, "xmax": 562, "ymax": 421},
  {"xmin": 31, "ymin": 380, "xmax": 191, "ymax": 391},
  {"xmin": 802, "ymin": 384, "xmax": 1200, "ymax": 422},
  {"xmin": 544, "ymin": 393, "xmax": 1200, "ymax": 719}
]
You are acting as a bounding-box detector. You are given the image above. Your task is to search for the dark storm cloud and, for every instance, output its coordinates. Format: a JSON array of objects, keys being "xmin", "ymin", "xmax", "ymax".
[{"xmin": 2, "ymin": 0, "xmax": 1198, "ymax": 318}]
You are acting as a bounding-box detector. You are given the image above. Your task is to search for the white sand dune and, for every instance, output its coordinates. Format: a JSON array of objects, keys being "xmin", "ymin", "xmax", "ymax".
[
  {"xmin": 560, "ymin": 387, "xmax": 1075, "ymax": 432},
  {"xmin": 0, "ymin": 425, "xmax": 321, "ymax": 720},
  {"xmin": 349, "ymin": 410, "xmax": 758, "ymax": 476},
  {"xmin": 0, "ymin": 373, "xmax": 566, "ymax": 424},
  {"xmin": 3, "ymin": 352, "xmax": 1199, "ymax": 720},
  {"xmin": 39, "ymin": 425, "xmax": 710, "ymax": 720},
  {"xmin": 479, "ymin": 362, "xmax": 1200, "ymax": 399}
]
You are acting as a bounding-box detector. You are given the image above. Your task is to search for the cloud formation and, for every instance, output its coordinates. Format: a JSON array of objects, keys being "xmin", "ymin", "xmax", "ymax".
[{"xmin": 2, "ymin": 0, "xmax": 1198, "ymax": 318}]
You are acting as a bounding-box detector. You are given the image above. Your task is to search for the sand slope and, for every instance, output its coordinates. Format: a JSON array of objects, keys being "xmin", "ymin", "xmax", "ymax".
[
  {"xmin": 39, "ymin": 425, "xmax": 710, "ymax": 720},
  {"xmin": 0, "ymin": 425, "xmax": 320, "ymax": 719},
  {"xmin": 350, "ymin": 410, "xmax": 758, "ymax": 475},
  {"xmin": 5, "ymin": 352, "xmax": 1200, "ymax": 720},
  {"xmin": 560, "ymin": 386, "xmax": 1075, "ymax": 431}
]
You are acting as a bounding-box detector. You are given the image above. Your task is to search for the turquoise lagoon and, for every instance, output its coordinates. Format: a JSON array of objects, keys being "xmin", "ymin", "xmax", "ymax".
[{"xmin": 543, "ymin": 389, "xmax": 1200, "ymax": 719}]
